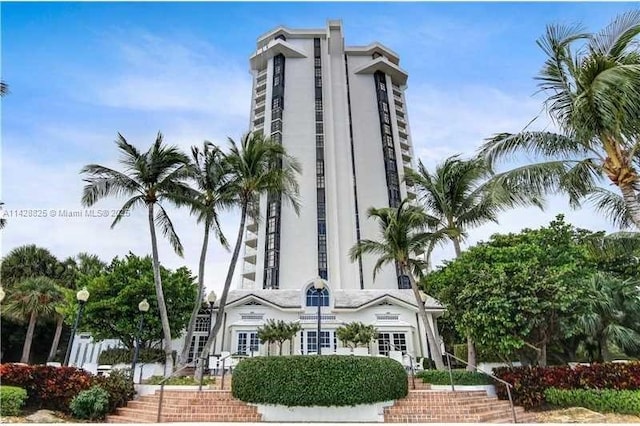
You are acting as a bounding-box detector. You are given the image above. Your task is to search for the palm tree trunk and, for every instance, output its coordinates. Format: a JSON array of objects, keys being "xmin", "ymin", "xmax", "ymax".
[
  {"xmin": 148, "ymin": 203, "xmax": 174, "ymax": 377},
  {"xmin": 47, "ymin": 315, "xmax": 64, "ymax": 362},
  {"xmin": 600, "ymin": 335, "xmax": 611, "ymax": 362},
  {"xmin": 178, "ymin": 221, "xmax": 211, "ymax": 368},
  {"xmin": 619, "ymin": 184, "xmax": 640, "ymax": 230},
  {"xmin": 195, "ymin": 204, "xmax": 247, "ymax": 380},
  {"xmin": 404, "ymin": 265, "xmax": 445, "ymax": 370},
  {"xmin": 453, "ymin": 236, "xmax": 477, "ymax": 372},
  {"xmin": 21, "ymin": 312, "xmax": 38, "ymax": 363}
]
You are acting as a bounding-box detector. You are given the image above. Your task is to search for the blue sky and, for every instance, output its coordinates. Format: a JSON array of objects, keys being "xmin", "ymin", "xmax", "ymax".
[{"xmin": 1, "ymin": 2, "xmax": 636, "ymax": 293}]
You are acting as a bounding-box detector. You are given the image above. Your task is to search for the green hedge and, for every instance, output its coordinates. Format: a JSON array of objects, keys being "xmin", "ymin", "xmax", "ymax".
[
  {"xmin": 98, "ymin": 348, "xmax": 165, "ymax": 365},
  {"xmin": 232, "ymin": 355, "xmax": 408, "ymax": 406},
  {"xmin": 417, "ymin": 369, "xmax": 492, "ymax": 385},
  {"xmin": 544, "ymin": 388, "xmax": 640, "ymax": 415},
  {"xmin": 69, "ymin": 386, "xmax": 110, "ymax": 420},
  {"xmin": 0, "ymin": 386, "xmax": 27, "ymax": 416}
]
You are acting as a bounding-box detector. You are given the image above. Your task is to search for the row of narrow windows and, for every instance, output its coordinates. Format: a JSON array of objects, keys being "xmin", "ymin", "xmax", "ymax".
[{"xmin": 314, "ymin": 38, "xmax": 328, "ymax": 280}]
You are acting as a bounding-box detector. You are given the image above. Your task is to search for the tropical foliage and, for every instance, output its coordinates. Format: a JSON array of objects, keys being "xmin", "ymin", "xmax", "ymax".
[
  {"xmin": 335, "ymin": 322, "xmax": 377, "ymax": 349},
  {"xmin": 480, "ymin": 11, "xmax": 640, "ymax": 229},
  {"xmin": 406, "ymin": 155, "xmax": 543, "ymax": 369},
  {"xmin": 81, "ymin": 132, "xmax": 194, "ymax": 375},
  {"xmin": 256, "ymin": 319, "xmax": 301, "ymax": 355},
  {"xmin": 178, "ymin": 142, "xmax": 231, "ymax": 367},
  {"xmin": 349, "ymin": 199, "xmax": 444, "ymax": 369},
  {"xmin": 194, "ymin": 131, "xmax": 301, "ymax": 378},
  {"xmin": 77, "ymin": 253, "xmax": 196, "ymax": 349}
]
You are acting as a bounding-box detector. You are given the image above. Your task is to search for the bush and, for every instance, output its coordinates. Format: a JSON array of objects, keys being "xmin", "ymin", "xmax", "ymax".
[
  {"xmin": 417, "ymin": 369, "xmax": 492, "ymax": 385},
  {"xmin": 232, "ymin": 355, "xmax": 407, "ymax": 406},
  {"xmin": 545, "ymin": 388, "xmax": 640, "ymax": 415},
  {"xmin": 493, "ymin": 362, "xmax": 640, "ymax": 409},
  {"xmin": 421, "ymin": 358, "xmax": 436, "ymax": 370},
  {"xmin": 69, "ymin": 386, "xmax": 110, "ymax": 420},
  {"xmin": 0, "ymin": 386, "xmax": 27, "ymax": 416},
  {"xmin": 143, "ymin": 375, "xmax": 214, "ymax": 385},
  {"xmin": 92, "ymin": 369, "xmax": 135, "ymax": 413},
  {"xmin": 98, "ymin": 348, "xmax": 165, "ymax": 365},
  {"xmin": 0, "ymin": 363, "xmax": 93, "ymax": 412}
]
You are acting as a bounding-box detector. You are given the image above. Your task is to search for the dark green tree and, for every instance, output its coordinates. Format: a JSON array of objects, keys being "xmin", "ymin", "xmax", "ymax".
[
  {"xmin": 77, "ymin": 253, "xmax": 196, "ymax": 350},
  {"xmin": 336, "ymin": 322, "xmax": 377, "ymax": 349}
]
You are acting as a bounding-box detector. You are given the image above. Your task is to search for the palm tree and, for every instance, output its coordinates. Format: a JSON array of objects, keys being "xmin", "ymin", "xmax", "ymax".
[
  {"xmin": 406, "ymin": 155, "xmax": 542, "ymax": 369},
  {"xmin": 0, "ymin": 202, "xmax": 6, "ymax": 229},
  {"xmin": 0, "ymin": 81, "xmax": 8, "ymax": 96},
  {"xmin": 578, "ymin": 272, "xmax": 640, "ymax": 361},
  {"xmin": 4, "ymin": 277, "xmax": 64, "ymax": 363},
  {"xmin": 81, "ymin": 132, "xmax": 193, "ymax": 376},
  {"xmin": 1, "ymin": 245, "xmax": 63, "ymax": 288},
  {"xmin": 480, "ymin": 12, "xmax": 640, "ymax": 230},
  {"xmin": 194, "ymin": 132, "xmax": 301, "ymax": 379},
  {"xmin": 177, "ymin": 142, "xmax": 232, "ymax": 367},
  {"xmin": 349, "ymin": 199, "xmax": 445, "ymax": 370}
]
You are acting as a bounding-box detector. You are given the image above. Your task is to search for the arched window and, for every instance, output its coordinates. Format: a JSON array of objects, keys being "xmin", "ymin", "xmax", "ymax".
[{"xmin": 306, "ymin": 287, "xmax": 329, "ymax": 307}]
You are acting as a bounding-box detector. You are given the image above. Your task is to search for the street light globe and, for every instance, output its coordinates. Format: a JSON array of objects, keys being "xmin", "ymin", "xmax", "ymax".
[
  {"xmin": 207, "ymin": 290, "xmax": 217, "ymax": 304},
  {"xmin": 313, "ymin": 277, "xmax": 326, "ymax": 291},
  {"xmin": 0, "ymin": 286, "xmax": 5, "ymax": 303},
  {"xmin": 138, "ymin": 298, "xmax": 150, "ymax": 313},
  {"xmin": 76, "ymin": 287, "xmax": 90, "ymax": 303}
]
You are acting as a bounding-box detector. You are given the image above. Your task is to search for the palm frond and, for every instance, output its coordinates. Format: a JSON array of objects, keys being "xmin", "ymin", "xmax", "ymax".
[
  {"xmin": 590, "ymin": 10, "xmax": 640, "ymax": 59},
  {"xmin": 110, "ymin": 195, "xmax": 145, "ymax": 228},
  {"xmin": 154, "ymin": 203, "xmax": 184, "ymax": 257},
  {"xmin": 584, "ymin": 187, "xmax": 635, "ymax": 229}
]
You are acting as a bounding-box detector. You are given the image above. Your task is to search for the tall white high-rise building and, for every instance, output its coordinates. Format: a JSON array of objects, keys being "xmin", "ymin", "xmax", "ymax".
[
  {"xmin": 242, "ymin": 20, "xmax": 417, "ymax": 292},
  {"xmin": 64, "ymin": 21, "xmax": 445, "ymax": 372}
]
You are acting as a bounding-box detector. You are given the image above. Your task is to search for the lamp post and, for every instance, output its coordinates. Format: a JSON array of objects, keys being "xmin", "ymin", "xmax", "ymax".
[
  {"xmin": 63, "ymin": 287, "xmax": 90, "ymax": 366},
  {"xmin": 200, "ymin": 290, "xmax": 217, "ymax": 391},
  {"xmin": 313, "ymin": 277, "xmax": 326, "ymax": 355},
  {"xmin": 131, "ymin": 298, "xmax": 150, "ymax": 382}
]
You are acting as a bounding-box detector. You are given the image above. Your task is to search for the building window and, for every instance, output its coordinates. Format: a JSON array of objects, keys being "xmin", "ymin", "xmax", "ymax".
[
  {"xmin": 314, "ymin": 38, "xmax": 321, "ymax": 48},
  {"xmin": 237, "ymin": 333, "xmax": 247, "ymax": 354},
  {"xmin": 378, "ymin": 81, "xmax": 386, "ymax": 91},
  {"xmin": 306, "ymin": 287, "xmax": 329, "ymax": 307},
  {"xmin": 318, "ymin": 252, "xmax": 327, "ymax": 269},
  {"xmin": 385, "ymin": 135, "xmax": 394, "ymax": 147},
  {"xmin": 382, "ymin": 102, "xmax": 389, "ymax": 112},
  {"xmin": 315, "ymin": 77, "xmax": 322, "ymax": 88},
  {"xmin": 272, "ymin": 97, "xmax": 281, "ymax": 109},
  {"xmin": 318, "ymin": 221, "xmax": 326, "ymax": 234},
  {"xmin": 383, "ymin": 112, "xmax": 390, "ymax": 123},
  {"xmin": 315, "ymin": 99, "xmax": 323, "ymax": 111},
  {"xmin": 315, "ymin": 58, "xmax": 321, "ymax": 66},
  {"xmin": 316, "ymin": 122, "xmax": 324, "ymax": 134},
  {"xmin": 316, "ymin": 135, "xmax": 324, "ymax": 148},
  {"xmin": 315, "ymin": 68, "xmax": 322, "ymax": 78},
  {"xmin": 194, "ymin": 316, "xmax": 210, "ymax": 333},
  {"xmin": 317, "ymin": 175, "xmax": 325, "ymax": 188},
  {"xmin": 267, "ymin": 234, "xmax": 275, "ymax": 250},
  {"xmin": 271, "ymin": 120, "xmax": 282, "ymax": 132},
  {"xmin": 378, "ymin": 332, "xmax": 407, "ymax": 356},
  {"xmin": 383, "ymin": 124, "xmax": 391, "ymax": 135},
  {"xmin": 274, "ymin": 75, "xmax": 281, "ymax": 86}
]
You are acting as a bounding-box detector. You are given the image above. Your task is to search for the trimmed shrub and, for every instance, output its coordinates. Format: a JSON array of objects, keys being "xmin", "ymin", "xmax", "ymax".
[
  {"xmin": 98, "ymin": 348, "xmax": 165, "ymax": 365},
  {"xmin": 92, "ymin": 369, "xmax": 135, "ymax": 413},
  {"xmin": 232, "ymin": 355, "xmax": 407, "ymax": 406},
  {"xmin": 143, "ymin": 375, "xmax": 214, "ymax": 385},
  {"xmin": 417, "ymin": 369, "xmax": 492, "ymax": 385},
  {"xmin": 545, "ymin": 388, "xmax": 640, "ymax": 415},
  {"xmin": 493, "ymin": 362, "xmax": 640, "ymax": 409},
  {"xmin": 69, "ymin": 386, "xmax": 110, "ymax": 420},
  {"xmin": 0, "ymin": 363, "xmax": 93, "ymax": 412},
  {"xmin": 0, "ymin": 386, "xmax": 27, "ymax": 416}
]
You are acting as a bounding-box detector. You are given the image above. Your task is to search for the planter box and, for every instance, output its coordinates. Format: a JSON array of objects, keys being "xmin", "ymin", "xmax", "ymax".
[
  {"xmin": 134, "ymin": 384, "xmax": 203, "ymax": 398},
  {"xmin": 254, "ymin": 401, "xmax": 395, "ymax": 422},
  {"xmin": 430, "ymin": 384, "xmax": 496, "ymax": 397}
]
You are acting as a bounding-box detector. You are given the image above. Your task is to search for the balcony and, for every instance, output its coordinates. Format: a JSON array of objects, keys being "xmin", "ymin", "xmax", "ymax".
[
  {"xmin": 401, "ymin": 148, "xmax": 411, "ymax": 162},
  {"xmin": 242, "ymin": 278, "xmax": 256, "ymax": 288},
  {"xmin": 245, "ymin": 230, "xmax": 258, "ymax": 248},
  {"xmin": 246, "ymin": 219, "xmax": 258, "ymax": 233},
  {"xmin": 254, "ymin": 100, "xmax": 266, "ymax": 114},
  {"xmin": 399, "ymin": 138, "xmax": 410, "ymax": 149},
  {"xmin": 244, "ymin": 246, "xmax": 257, "ymax": 264},
  {"xmin": 242, "ymin": 262, "xmax": 256, "ymax": 280},
  {"xmin": 255, "ymin": 89, "xmax": 266, "ymax": 103}
]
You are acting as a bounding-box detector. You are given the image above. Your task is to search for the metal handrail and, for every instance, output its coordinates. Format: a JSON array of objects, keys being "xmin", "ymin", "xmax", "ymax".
[
  {"xmin": 156, "ymin": 363, "xmax": 196, "ymax": 423},
  {"xmin": 443, "ymin": 351, "xmax": 517, "ymax": 423},
  {"xmin": 381, "ymin": 339, "xmax": 417, "ymax": 390}
]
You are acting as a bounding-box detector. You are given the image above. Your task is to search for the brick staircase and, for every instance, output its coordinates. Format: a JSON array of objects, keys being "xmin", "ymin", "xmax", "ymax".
[
  {"xmin": 106, "ymin": 377, "xmax": 259, "ymax": 423},
  {"xmin": 384, "ymin": 388, "xmax": 537, "ymax": 423}
]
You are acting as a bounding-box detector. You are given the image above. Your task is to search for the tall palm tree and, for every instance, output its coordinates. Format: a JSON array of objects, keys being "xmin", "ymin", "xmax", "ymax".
[
  {"xmin": 0, "ymin": 81, "xmax": 8, "ymax": 97},
  {"xmin": 349, "ymin": 199, "xmax": 445, "ymax": 370},
  {"xmin": 4, "ymin": 277, "xmax": 64, "ymax": 363},
  {"xmin": 406, "ymin": 155, "xmax": 542, "ymax": 369},
  {"xmin": 194, "ymin": 132, "xmax": 301, "ymax": 379},
  {"xmin": 0, "ymin": 202, "xmax": 6, "ymax": 229},
  {"xmin": 81, "ymin": 132, "xmax": 193, "ymax": 376},
  {"xmin": 480, "ymin": 12, "xmax": 640, "ymax": 229},
  {"xmin": 577, "ymin": 272, "xmax": 640, "ymax": 361},
  {"xmin": 177, "ymin": 142, "xmax": 232, "ymax": 367}
]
